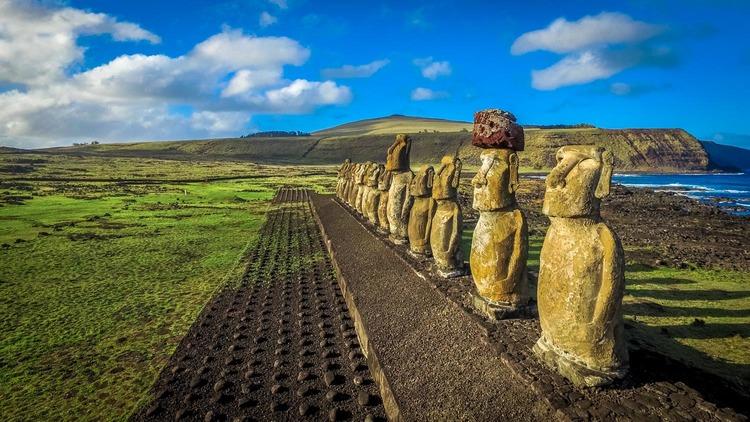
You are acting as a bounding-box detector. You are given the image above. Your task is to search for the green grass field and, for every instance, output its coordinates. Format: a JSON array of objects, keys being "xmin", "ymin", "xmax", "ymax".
[{"xmin": 0, "ymin": 156, "xmax": 336, "ymax": 421}]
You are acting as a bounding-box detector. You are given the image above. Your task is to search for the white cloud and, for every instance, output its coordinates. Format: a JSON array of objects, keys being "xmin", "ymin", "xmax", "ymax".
[
  {"xmin": 259, "ymin": 11, "xmax": 278, "ymax": 27},
  {"xmin": 531, "ymin": 51, "xmax": 626, "ymax": 90},
  {"xmin": 511, "ymin": 12, "xmax": 662, "ymax": 55},
  {"xmin": 321, "ymin": 59, "xmax": 390, "ymax": 79},
  {"xmin": 0, "ymin": 3, "xmax": 351, "ymax": 148},
  {"xmin": 512, "ymin": 12, "xmax": 668, "ymax": 90},
  {"xmin": 410, "ymin": 87, "xmax": 448, "ymax": 101},
  {"xmin": 413, "ymin": 57, "xmax": 452, "ymax": 79},
  {"xmin": 268, "ymin": 0, "xmax": 288, "ymax": 9},
  {"xmin": 0, "ymin": 0, "xmax": 160, "ymax": 87}
]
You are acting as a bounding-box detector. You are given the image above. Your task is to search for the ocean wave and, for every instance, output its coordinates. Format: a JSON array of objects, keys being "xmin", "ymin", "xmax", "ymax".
[
  {"xmin": 614, "ymin": 172, "xmax": 745, "ymax": 177},
  {"xmin": 621, "ymin": 182, "xmax": 748, "ymax": 195}
]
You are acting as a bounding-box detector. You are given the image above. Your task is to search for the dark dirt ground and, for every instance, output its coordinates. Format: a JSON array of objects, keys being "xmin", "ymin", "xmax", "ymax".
[
  {"xmin": 132, "ymin": 189, "xmax": 386, "ymax": 421},
  {"xmin": 458, "ymin": 177, "xmax": 749, "ymax": 272}
]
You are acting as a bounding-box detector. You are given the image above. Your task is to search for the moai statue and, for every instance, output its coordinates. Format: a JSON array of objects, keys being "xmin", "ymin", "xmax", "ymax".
[
  {"xmin": 407, "ymin": 165, "xmax": 435, "ymax": 255},
  {"xmin": 533, "ymin": 145, "xmax": 628, "ymax": 387},
  {"xmin": 430, "ymin": 155, "xmax": 464, "ymax": 277},
  {"xmin": 376, "ymin": 169, "xmax": 392, "ymax": 234},
  {"xmin": 346, "ymin": 163, "xmax": 359, "ymax": 207},
  {"xmin": 365, "ymin": 163, "xmax": 384, "ymax": 225},
  {"xmin": 337, "ymin": 159, "xmax": 351, "ymax": 199},
  {"xmin": 355, "ymin": 162, "xmax": 370, "ymax": 214},
  {"xmin": 469, "ymin": 109, "xmax": 529, "ymax": 320},
  {"xmin": 385, "ymin": 134, "xmax": 414, "ymax": 244}
]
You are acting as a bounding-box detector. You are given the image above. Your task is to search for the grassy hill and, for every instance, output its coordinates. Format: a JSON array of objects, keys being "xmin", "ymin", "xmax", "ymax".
[
  {"xmin": 312, "ymin": 114, "xmax": 472, "ymax": 137},
  {"xmin": 37, "ymin": 115, "xmax": 714, "ymax": 171}
]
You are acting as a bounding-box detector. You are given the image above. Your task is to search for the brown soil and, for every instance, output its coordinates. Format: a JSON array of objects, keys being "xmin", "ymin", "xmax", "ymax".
[{"xmin": 132, "ymin": 189, "xmax": 386, "ymax": 421}]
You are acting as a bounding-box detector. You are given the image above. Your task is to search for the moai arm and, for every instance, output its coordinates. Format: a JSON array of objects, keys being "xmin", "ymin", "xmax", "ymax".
[
  {"xmin": 452, "ymin": 158, "xmax": 463, "ymax": 189},
  {"xmin": 593, "ymin": 225, "xmax": 623, "ymax": 329},
  {"xmin": 425, "ymin": 168, "xmax": 436, "ymax": 229},
  {"xmin": 592, "ymin": 151, "xmax": 619, "ymax": 329},
  {"xmin": 509, "ymin": 209, "xmax": 528, "ymax": 283},
  {"xmin": 447, "ymin": 203, "xmax": 462, "ymax": 256},
  {"xmin": 401, "ymin": 173, "xmax": 414, "ymax": 221}
]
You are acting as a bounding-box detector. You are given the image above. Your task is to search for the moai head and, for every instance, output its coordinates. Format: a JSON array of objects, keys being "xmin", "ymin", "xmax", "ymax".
[
  {"xmin": 376, "ymin": 165, "xmax": 390, "ymax": 191},
  {"xmin": 543, "ymin": 145, "xmax": 614, "ymax": 218},
  {"xmin": 339, "ymin": 159, "xmax": 351, "ymax": 176},
  {"xmin": 472, "ymin": 149, "xmax": 519, "ymax": 211},
  {"xmin": 356, "ymin": 162, "xmax": 370, "ymax": 184},
  {"xmin": 366, "ymin": 162, "xmax": 382, "ymax": 187},
  {"xmin": 410, "ymin": 165, "xmax": 435, "ymax": 197},
  {"xmin": 472, "ymin": 109, "xmax": 525, "ymax": 151},
  {"xmin": 385, "ymin": 134, "xmax": 412, "ymax": 171},
  {"xmin": 432, "ymin": 155, "xmax": 462, "ymax": 200}
]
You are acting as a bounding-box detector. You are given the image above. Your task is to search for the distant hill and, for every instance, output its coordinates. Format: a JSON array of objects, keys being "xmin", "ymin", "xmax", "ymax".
[
  {"xmin": 313, "ymin": 114, "xmax": 472, "ymax": 137},
  {"xmin": 0, "ymin": 146, "xmax": 35, "ymax": 154},
  {"xmin": 40, "ymin": 115, "xmax": 717, "ymax": 171},
  {"xmin": 241, "ymin": 131, "xmax": 310, "ymax": 138},
  {"xmin": 701, "ymin": 141, "xmax": 750, "ymax": 171}
]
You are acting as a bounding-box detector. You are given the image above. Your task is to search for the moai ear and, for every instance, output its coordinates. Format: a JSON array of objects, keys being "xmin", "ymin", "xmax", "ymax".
[
  {"xmin": 452, "ymin": 158, "xmax": 463, "ymax": 188},
  {"xmin": 595, "ymin": 150, "xmax": 614, "ymax": 199},
  {"xmin": 427, "ymin": 167, "xmax": 434, "ymax": 189},
  {"xmin": 509, "ymin": 152, "xmax": 520, "ymax": 194}
]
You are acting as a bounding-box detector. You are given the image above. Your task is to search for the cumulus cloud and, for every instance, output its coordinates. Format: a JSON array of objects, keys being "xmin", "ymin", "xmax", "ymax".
[
  {"xmin": 259, "ymin": 11, "xmax": 277, "ymax": 27},
  {"xmin": 0, "ymin": 0, "xmax": 160, "ymax": 87},
  {"xmin": 321, "ymin": 59, "xmax": 390, "ymax": 79},
  {"xmin": 413, "ymin": 57, "xmax": 452, "ymax": 79},
  {"xmin": 511, "ymin": 12, "xmax": 662, "ymax": 55},
  {"xmin": 410, "ymin": 87, "xmax": 448, "ymax": 101},
  {"xmin": 0, "ymin": 2, "xmax": 351, "ymax": 147},
  {"xmin": 512, "ymin": 12, "xmax": 670, "ymax": 90}
]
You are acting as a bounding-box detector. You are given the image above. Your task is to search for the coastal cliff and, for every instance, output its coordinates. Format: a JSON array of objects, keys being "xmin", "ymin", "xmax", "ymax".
[{"xmin": 42, "ymin": 115, "xmax": 716, "ymax": 172}]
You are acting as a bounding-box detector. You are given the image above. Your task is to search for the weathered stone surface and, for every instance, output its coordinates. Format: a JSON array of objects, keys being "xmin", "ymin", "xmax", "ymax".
[
  {"xmin": 354, "ymin": 162, "xmax": 372, "ymax": 214},
  {"xmin": 385, "ymin": 133, "xmax": 411, "ymax": 171},
  {"xmin": 346, "ymin": 163, "xmax": 360, "ymax": 207},
  {"xmin": 386, "ymin": 170, "xmax": 413, "ymax": 244},
  {"xmin": 470, "ymin": 148, "xmax": 529, "ymax": 307},
  {"xmin": 534, "ymin": 145, "xmax": 628, "ymax": 387},
  {"xmin": 472, "ymin": 109, "xmax": 524, "ymax": 150},
  {"xmin": 364, "ymin": 163, "xmax": 384, "ymax": 226},
  {"xmin": 376, "ymin": 169, "xmax": 391, "ymax": 233},
  {"xmin": 336, "ymin": 159, "xmax": 351, "ymax": 199},
  {"xmin": 407, "ymin": 165, "xmax": 435, "ymax": 255},
  {"xmin": 429, "ymin": 155, "xmax": 464, "ymax": 276}
]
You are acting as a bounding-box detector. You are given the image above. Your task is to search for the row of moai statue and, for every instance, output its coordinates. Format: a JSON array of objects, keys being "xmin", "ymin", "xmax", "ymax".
[
  {"xmin": 334, "ymin": 109, "xmax": 628, "ymax": 388},
  {"xmin": 335, "ymin": 134, "xmax": 465, "ymax": 277}
]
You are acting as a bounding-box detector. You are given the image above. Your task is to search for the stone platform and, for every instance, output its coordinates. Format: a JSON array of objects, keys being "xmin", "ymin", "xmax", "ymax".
[{"xmin": 312, "ymin": 194, "xmax": 748, "ymax": 422}]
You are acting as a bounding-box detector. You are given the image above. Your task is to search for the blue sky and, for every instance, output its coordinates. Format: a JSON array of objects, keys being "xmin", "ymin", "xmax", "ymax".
[{"xmin": 1, "ymin": 0, "xmax": 749, "ymax": 148}]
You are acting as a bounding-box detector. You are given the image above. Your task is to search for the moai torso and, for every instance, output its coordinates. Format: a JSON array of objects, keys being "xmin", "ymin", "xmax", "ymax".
[
  {"xmin": 355, "ymin": 162, "xmax": 370, "ymax": 213},
  {"xmin": 407, "ymin": 165, "xmax": 435, "ymax": 255},
  {"xmin": 534, "ymin": 145, "xmax": 628, "ymax": 387},
  {"xmin": 469, "ymin": 148, "xmax": 528, "ymax": 305},
  {"xmin": 346, "ymin": 163, "xmax": 359, "ymax": 206},
  {"xmin": 386, "ymin": 135, "xmax": 414, "ymax": 243},
  {"xmin": 365, "ymin": 164, "xmax": 384, "ymax": 226},
  {"xmin": 429, "ymin": 156, "xmax": 463, "ymax": 275},
  {"xmin": 337, "ymin": 159, "xmax": 350, "ymax": 199},
  {"xmin": 377, "ymin": 170, "xmax": 392, "ymax": 232}
]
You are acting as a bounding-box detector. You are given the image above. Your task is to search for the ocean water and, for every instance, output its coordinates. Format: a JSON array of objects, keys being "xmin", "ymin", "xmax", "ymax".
[{"xmin": 612, "ymin": 173, "xmax": 750, "ymax": 216}]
